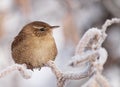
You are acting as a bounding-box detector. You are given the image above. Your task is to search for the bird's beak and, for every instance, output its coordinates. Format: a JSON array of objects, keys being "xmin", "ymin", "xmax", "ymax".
[{"xmin": 50, "ymin": 26, "xmax": 60, "ymax": 29}]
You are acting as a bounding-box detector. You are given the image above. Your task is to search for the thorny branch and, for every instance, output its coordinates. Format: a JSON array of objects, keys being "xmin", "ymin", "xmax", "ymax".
[{"xmin": 0, "ymin": 18, "xmax": 120, "ymax": 87}]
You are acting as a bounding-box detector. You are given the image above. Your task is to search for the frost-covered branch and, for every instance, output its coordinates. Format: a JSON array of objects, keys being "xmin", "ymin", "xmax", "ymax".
[
  {"xmin": 75, "ymin": 28, "xmax": 102, "ymax": 55},
  {"xmin": 69, "ymin": 18, "xmax": 120, "ymax": 87},
  {"xmin": 0, "ymin": 64, "xmax": 31, "ymax": 79},
  {"xmin": 102, "ymin": 18, "xmax": 120, "ymax": 32},
  {"xmin": 47, "ymin": 60, "xmax": 93, "ymax": 87},
  {"xmin": 69, "ymin": 50, "xmax": 99, "ymax": 67}
]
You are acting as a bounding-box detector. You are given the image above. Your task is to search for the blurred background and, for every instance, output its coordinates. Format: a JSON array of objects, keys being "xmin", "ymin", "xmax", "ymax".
[{"xmin": 0, "ymin": 0, "xmax": 120, "ymax": 87}]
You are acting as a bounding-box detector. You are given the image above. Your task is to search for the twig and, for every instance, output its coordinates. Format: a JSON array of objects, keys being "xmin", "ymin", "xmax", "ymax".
[
  {"xmin": 47, "ymin": 60, "xmax": 94, "ymax": 87},
  {"xmin": 96, "ymin": 72, "xmax": 111, "ymax": 87},
  {"xmin": 102, "ymin": 18, "xmax": 120, "ymax": 33},
  {"xmin": 75, "ymin": 28, "xmax": 102, "ymax": 55},
  {"xmin": 98, "ymin": 18, "xmax": 120, "ymax": 48},
  {"xmin": 69, "ymin": 50, "xmax": 99, "ymax": 67},
  {"xmin": 0, "ymin": 64, "xmax": 31, "ymax": 79}
]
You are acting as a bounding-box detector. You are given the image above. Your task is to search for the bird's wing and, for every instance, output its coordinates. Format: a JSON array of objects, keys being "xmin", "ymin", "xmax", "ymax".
[{"xmin": 11, "ymin": 33, "xmax": 25, "ymax": 51}]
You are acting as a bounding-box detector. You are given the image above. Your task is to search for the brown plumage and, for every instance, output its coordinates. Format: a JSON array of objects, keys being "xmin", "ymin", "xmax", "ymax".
[{"xmin": 11, "ymin": 21, "xmax": 59, "ymax": 70}]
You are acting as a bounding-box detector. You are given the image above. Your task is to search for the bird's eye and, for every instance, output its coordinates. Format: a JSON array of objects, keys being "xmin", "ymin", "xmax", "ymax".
[
  {"xmin": 33, "ymin": 26, "xmax": 45, "ymax": 31},
  {"xmin": 40, "ymin": 28, "xmax": 45, "ymax": 31}
]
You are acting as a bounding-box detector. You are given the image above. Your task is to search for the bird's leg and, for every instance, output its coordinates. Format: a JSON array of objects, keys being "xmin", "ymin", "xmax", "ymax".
[{"xmin": 26, "ymin": 63, "xmax": 34, "ymax": 71}]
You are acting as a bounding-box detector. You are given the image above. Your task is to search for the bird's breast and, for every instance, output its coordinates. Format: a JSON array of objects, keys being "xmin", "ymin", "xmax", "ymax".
[{"xmin": 22, "ymin": 35, "xmax": 57, "ymax": 68}]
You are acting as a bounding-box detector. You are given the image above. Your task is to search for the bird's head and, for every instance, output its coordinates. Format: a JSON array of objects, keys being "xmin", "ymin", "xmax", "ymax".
[{"xmin": 21, "ymin": 21, "xmax": 59, "ymax": 37}]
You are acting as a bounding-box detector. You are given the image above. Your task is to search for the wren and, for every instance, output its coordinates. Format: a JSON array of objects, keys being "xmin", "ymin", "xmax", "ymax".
[{"xmin": 11, "ymin": 21, "xmax": 59, "ymax": 70}]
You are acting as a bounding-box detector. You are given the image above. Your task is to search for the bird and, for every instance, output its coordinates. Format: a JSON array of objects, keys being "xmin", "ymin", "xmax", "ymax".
[{"xmin": 11, "ymin": 21, "xmax": 59, "ymax": 70}]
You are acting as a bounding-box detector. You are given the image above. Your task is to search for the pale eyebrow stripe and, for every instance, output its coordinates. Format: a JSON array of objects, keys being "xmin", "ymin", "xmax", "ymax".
[{"xmin": 33, "ymin": 26, "xmax": 44, "ymax": 29}]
